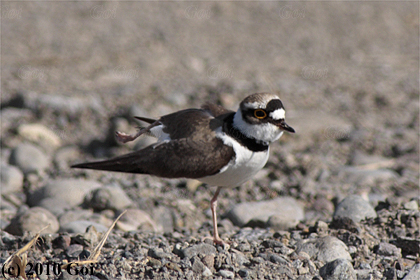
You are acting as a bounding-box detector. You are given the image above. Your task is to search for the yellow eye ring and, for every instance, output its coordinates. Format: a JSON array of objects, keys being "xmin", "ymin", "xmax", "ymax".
[{"xmin": 254, "ymin": 109, "xmax": 267, "ymax": 119}]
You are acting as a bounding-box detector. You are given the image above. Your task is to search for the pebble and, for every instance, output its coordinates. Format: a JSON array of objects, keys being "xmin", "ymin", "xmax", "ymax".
[
  {"xmin": 9, "ymin": 143, "xmax": 50, "ymax": 174},
  {"xmin": 319, "ymin": 258, "xmax": 356, "ymax": 280},
  {"xmin": 58, "ymin": 209, "xmax": 94, "ymax": 226},
  {"xmin": 404, "ymin": 200, "xmax": 419, "ymax": 211},
  {"xmin": 404, "ymin": 264, "xmax": 420, "ymax": 280},
  {"xmin": 191, "ymin": 256, "xmax": 206, "ymax": 273},
  {"xmin": 226, "ymin": 197, "xmax": 304, "ymax": 227},
  {"xmin": 17, "ymin": 123, "xmax": 62, "ymax": 151},
  {"xmin": 179, "ymin": 243, "xmax": 217, "ymax": 259},
  {"xmin": 117, "ymin": 209, "xmax": 157, "ymax": 232},
  {"xmin": 37, "ymin": 197, "xmax": 71, "ymax": 217},
  {"xmin": 52, "ymin": 234, "xmax": 71, "ymax": 249},
  {"xmin": 86, "ymin": 184, "xmax": 133, "ymax": 211},
  {"xmin": 1, "ymin": 163, "xmax": 24, "ymax": 194},
  {"xmin": 333, "ymin": 195, "xmax": 377, "ymax": 223},
  {"xmin": 219, "ymin": 269, "xmax": 235, "ymax": 278},
  {"xmin": 148, "ymin": 248, "xmax": 172, "ymax": 259},
  {"xmin": 53, "ymin": 146, "xmax": 81, "ymax": 171},
  {"xmin": 28, "ymin": 179, "xmax": 102, "ymax": 207},
  {"xmin": 5, "ymin": 206, "xmax": 59, "ymax": 235},
  {"xmin": 59, "ymin": 220, "xmax": 108, "ymax": 233},
  {"xmin": 66, "ymin": 244, "xmax": 84, "ymax": 258},
  {"xmin": 295, "ymin": 236, "xmax": 351, "ymax": 263},
  {"xmin": 339, "ymin": 166, "xmax": 397, "ymax": 187},
  {"xmin": 202, "ymin": 267, "xmax": 212, "ymax": 276},
  {"xmin": 375, "ymin": 242, "xmax": 402, "ymax": 258}
]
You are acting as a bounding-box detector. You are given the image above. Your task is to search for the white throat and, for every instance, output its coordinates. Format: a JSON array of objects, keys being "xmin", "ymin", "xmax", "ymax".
[{"xmin": 232, "ymin": 109, "xmax": 284, "ymax": 144}]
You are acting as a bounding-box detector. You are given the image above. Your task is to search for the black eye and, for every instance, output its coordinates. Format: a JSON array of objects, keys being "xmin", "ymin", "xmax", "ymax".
[{"xmin": 254, "ymin": 109, "xmax": 267, "ymax": 119}]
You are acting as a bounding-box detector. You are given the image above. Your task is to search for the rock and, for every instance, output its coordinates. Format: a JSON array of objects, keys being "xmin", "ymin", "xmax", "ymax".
[
  {"xmin": 117, "ymin": 209, "xmax": 157, "ymax": 232},
  {"xmin": 17, "ymin": 123, "xmax": 61, "ymax": 151},
  {"xmin": 403, "ymin": 264, "xmax": 420, "ymax": 280},
  {"xmin": 86, "ymin": 184, "xmax": 133, "ymax": 211},
  {"xmin": 404, "ymin": 200, "xmax": 419, "ymax": 211},
  {"xmin": 374, "ymin": 242, "xmax": 401, "ymax": 258},
  {"xmin": 191, "ymin": 256, "xmax": 206, "ymax": 273},
  {"xmin": 66, "ymin": 244, "xmax": 84, "ymax": 258},
  {"xmin": 58, "ymin": 209, "xmax": 94, "ymax": 226},
  {"xmin": 319, "ymin": 258, "xmax": 356, "ymax": 280},
  {"xmin": 59, "ymin": 220, "xmax": 108, "ymax": 233},
  {"xmin": 148, "ymin": 248, "xmax": 172, "ymax": 259},
  {"xmin": 152, "ymin": 206, "xmax": 174, "ymax": 233},
  {"xmin": 202, "ymin": 267, "xmax": 212, "ymax": 276},
  {"xmin": 28, "ymin": 179, "xmax": 102, "ymax": 207},
  {"xmin": 178, "ymin": 243, "xmax": 217, "ymax": 259},
  {"xmin": 52, "ymin": 234, "xmax": 71, "ymax": 250},
  {"xmin": 226, "ymin": 197, "xmax": 304, "ymax": 227},
  {"xmin": 5, "ymin": 207, "xmax": 59, "ymax": 235},
  {"xmin": 219, "ymin": 270, "xmax": 235, "ymax": 279},
  {"xmin": 54, "ymin": 146, "xmax": 81, "ymax": 170},
  {"xmin": 9, "ymin": 143, "xmax": 50, "ymax": 174},
  {"xmin": 295, "ymin": 236, "xmax": 351, "ymax": 263},
  {"xmin": 333, "ymin": 195, "xmax": 377, "ymax": 223},
  {"xmin": 1, "ymin": 163, "xmax": 24, "ymax": 194},
  {"xmin": 37, "ymin": 197, "xmax": 71, "ymax": 217},
  {"xmin": 339, "ymin": 166, "xmax": 397, "ymax": 187}
]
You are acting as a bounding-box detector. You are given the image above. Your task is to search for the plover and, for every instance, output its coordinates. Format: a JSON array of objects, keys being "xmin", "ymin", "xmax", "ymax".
[{"xmin": 72, "ymin": 92, "xmax": 295, "ymax": 244}]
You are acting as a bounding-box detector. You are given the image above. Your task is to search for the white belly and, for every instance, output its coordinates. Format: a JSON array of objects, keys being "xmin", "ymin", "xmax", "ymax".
[{"xmin": 199, "ymin": 132, "xmax": 269, "ymax": 187}]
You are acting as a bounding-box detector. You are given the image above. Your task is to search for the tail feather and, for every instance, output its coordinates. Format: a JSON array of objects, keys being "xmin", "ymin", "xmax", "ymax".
[{"xmin": 71, "ymin": 152, "xmax": 146, "ymax": 174}]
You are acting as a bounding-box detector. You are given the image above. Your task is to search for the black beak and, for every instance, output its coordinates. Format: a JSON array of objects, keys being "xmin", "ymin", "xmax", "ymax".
[{"xmin": 279, "ymin": 121, "xmax": 295, "ymax": 133}]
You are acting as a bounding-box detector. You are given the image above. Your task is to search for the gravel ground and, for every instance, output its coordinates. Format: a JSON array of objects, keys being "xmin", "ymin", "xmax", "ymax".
[{"xmin": 1, "ymin": 2, "xmax": 419, "ymax": 280}]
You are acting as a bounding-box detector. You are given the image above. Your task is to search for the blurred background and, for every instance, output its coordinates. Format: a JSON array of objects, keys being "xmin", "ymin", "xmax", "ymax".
[{"xmin": 1, "ymin": 2, "xmax": 419, "ymax": 233}]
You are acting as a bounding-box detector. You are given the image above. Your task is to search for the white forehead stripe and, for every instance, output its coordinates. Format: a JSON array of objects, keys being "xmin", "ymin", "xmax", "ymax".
[
  {"xmin": 243, "ymin": 102, "xmax": 260, "ymax": 109},
  {"xmin": 270, "ymin": 108, "xmax": 285, "ymax": 120}
]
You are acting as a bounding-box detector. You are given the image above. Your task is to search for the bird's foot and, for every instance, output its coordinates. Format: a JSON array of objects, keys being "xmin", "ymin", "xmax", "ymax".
[
  {"xmin": 202, "ymin": 236, "xmax": 230, "ymax": 249},
  {"xmin": 115, "ymin": 131, "xmax": 137, "ymax": 143}
]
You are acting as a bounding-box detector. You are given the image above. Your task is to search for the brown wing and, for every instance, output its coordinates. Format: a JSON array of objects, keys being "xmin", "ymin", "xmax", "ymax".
[
  {"xmin": 72, "ymin": 136, "xmax": 234, "ymax": 178},
  {"xmin": 201, "ymin": 102, "xmax": 234, "ymax": 117}
]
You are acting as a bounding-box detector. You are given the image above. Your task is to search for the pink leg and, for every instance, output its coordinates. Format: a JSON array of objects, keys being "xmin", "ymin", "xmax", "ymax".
[{"xmin": 210, "ymin": 187, "xmax": 225, "ymax": 245}]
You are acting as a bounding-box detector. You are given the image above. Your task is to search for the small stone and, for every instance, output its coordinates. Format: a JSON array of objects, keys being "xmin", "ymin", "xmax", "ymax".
[
  {"xmin": 117, "ymin": 209, "xmax": 157, "ymax": 232},
  {"xmin": 191, "ymin": 256, "xmax": 206, "ymax": 273},
  {"xmin": 28, "ymin": 179, "xmax": 102, "ymax": 207},
  {"xmin": 219, "ymin": 269, "xmax": 235, "ymax": 278},
  {"xmin": 58, "ymin": 209, "xmax": 94, "ymax": 226},
  {"xmin": 319, "ymin": 258, "xmax": 356, "ymax": 280},
  {"xmin": 202, "ymin": 255, "xmax": 215, "ymax": 269},
  {"xmin": 269, "ymin": 254, "xmax": 288, "ymax": 265},
  {"xmin": 9, "ymin": 143, "xmax": 50, "ymax": 174},
  {"xmin": 37, "ymin": 197, "xmax": 71, "ymax": 217},
  {"xmin": 375, "ymin": 242, "xmax": 402, "ymax": 258},
  {"xmin": 202, "ymin": 267, "xmax": 212, "ymax": 276},
  {"xmin": 1, "ymin": 163, "xmax": 24, "ymax": 194},
  {"xmin": 148, "ymin": 248, "xmax": 172, "ymax": 259},
  {"xmin": 333, "ymin": 195, "xmax": 377, "ymax": 223},
  {"xmin": 52, "ymin": 234, "xmax": 71, "ymax": 249},
  {"xmin": 295, "ymin": 236, "xmax": 351, "ymax": 263},
  {"xmin": 86, "ymin": 184, "xmax": 133, "ymax": 211},
  {"xmin": 403, "ymin": 264, "xmax": 420, "ymax": 280},
  {"xmin": 226, "ymin": 197, "xmax": 304, "ymax": 227},
  {"xmin": 179, "ymin": 243, "xmax": 217, "ymax": 259},
  {"xmin": 66, "ymin": 244, "xmax": 84, "ymax": 258},
  {"xmin": 59, "ymin": 220, "xmax": 108, "ymax": 233},
  {"xmin": 238, "ymin": 268, "xmax": 249, "ymax": 278},
  {"xmin": 17, "ymin": 123, "xmax": 61, "ymax": 151},
  {"xmin": 404, "ymin": 200, "xmax": 419, "ymax": 211},
  {"xmin": 5, "ymin": 206, "xmax": 59, "ymax": 235}
]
